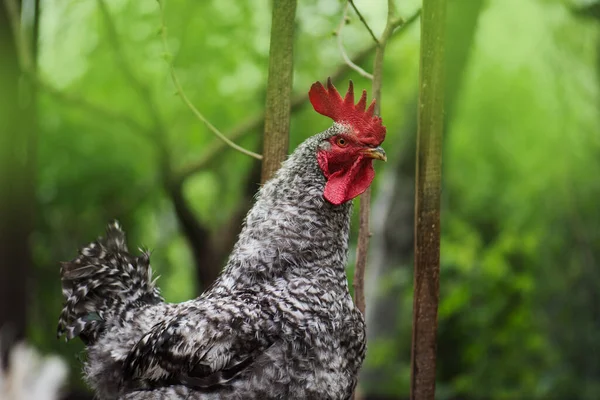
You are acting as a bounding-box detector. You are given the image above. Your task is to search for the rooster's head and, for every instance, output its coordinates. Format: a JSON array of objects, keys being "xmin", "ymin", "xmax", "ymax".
[{"xmin": 309, "ymin": 78, "xmax": 387, "ymax": 206}]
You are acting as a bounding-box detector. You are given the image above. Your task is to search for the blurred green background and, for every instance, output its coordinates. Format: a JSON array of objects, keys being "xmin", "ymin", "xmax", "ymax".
[{"xmin": 1, "ymin": 0, "xmax": 599, "ymax": 399}]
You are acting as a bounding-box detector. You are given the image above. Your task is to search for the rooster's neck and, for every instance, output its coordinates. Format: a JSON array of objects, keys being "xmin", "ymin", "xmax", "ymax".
[{"xmin": 216, "ymin": 132, "xmax": 353, "ymax": 291}]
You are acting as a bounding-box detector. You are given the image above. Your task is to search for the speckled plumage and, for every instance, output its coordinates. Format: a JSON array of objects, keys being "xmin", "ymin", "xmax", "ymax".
[{"xmin": 58, "ymin": 123, "xmax": 370, "ymax": 400}]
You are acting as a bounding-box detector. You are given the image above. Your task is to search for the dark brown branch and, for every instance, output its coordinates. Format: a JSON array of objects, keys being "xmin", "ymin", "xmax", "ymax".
[
  {"xmin": 410, "ymin": 0, "xmax": 446, "ymax": 398},
  {"xmin": 168, "ymin": 158, "xmax": 262, "ymax": 292},
  {"xmin": 166, "ymin": 180, "xmax": 218, "ymax": 292}
]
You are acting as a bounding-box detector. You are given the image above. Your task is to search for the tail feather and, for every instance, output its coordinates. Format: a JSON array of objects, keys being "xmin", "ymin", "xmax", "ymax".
[{"xmin": 57, "ymin": 221, "xmax": 163, "ymax": 345}]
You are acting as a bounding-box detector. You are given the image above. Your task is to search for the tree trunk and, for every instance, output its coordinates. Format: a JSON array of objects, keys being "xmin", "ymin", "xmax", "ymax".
[
  {"xmin": 260, "ymin": 0, "xmax": 297, "ymax": 183},
  {"xmin": 0, "ymin": 0, "xmax": 37, "ymax": 347},
  {"xmin": 361, "ymin": 3, "xmax": 484, "ymax": 397},
  {"xmin": 410, "ymin": 0, "xmax": 447, "ymax": 398}
]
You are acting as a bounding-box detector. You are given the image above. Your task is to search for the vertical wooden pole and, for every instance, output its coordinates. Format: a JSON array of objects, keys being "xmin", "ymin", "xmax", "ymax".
[
  {"xmin": 410, "ymin": 0, "xmax": 446, "ymax": 398},
  {"xmin": 261, "ymin": 0, "xmax": 297, "ymax": 183}
]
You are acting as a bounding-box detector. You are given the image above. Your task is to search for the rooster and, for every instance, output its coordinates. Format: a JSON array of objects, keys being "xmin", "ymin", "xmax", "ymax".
[{"xmin": 57, "ymin": 79, "xmax": 387, "ymax": 400}]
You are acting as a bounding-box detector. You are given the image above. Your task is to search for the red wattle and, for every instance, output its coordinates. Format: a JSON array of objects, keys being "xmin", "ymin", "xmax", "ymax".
[{"xmin": 322, "ymin": 156, "xmax": 375, "ymax": 205}]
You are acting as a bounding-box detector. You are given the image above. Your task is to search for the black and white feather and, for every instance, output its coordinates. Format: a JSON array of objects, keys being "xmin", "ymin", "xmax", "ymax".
[
  {"xmin": 57, "ymin": 221, "xmax": 162, "ymax": 344},
  {"xmin": 58, "ymin": 126, "xmax": 366, "ymax": 400}
]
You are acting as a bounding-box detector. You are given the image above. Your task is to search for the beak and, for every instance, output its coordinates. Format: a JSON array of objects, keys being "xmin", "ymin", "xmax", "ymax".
[{"xmin": 361, "ymin": 146, "xmax": 387, "ymax": 162}]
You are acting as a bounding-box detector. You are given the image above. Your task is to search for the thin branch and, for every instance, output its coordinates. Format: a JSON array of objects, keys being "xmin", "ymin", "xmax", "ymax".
[
  {"xmin": 174, "ymin": 8, "xmax": 421, "ymax": 183},
  {"xmin": 157, "ymin": 0, "xmax": 262, "ymax": 161},
  {"xmin": 353, "ymin": 186, "xmax": 370, "ymax": 318},
  {"xmin": 353, "ymin": 0, "xmax": 401, "ymax": 323},
  {"xmin": 165, "ymin": 61, "xmax": 263, "ymax": 161},
  {"xmin": 399, "ymin": 7, "xmax": 422, "ymax": 33},
  {"xmin": 348, "ymin": 0, "xmax": 380, "ymax": 45},
  {"xmin": 336, "ymin": 2, "xmax": 374, "ymax": 80},
  {"xmin": 371, "ymin": 0, "xmax": 404, "ymax": 105}
]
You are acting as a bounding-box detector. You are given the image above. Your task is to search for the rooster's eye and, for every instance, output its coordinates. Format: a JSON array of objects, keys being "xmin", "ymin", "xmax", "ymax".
[{"xmin": 336, "ymin": 137, "xmax": 348, "ymax": 147}]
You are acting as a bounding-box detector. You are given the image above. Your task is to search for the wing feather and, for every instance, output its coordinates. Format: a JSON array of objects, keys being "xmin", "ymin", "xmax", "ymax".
[{"xmin": 122, "ymin": 295, "xmax": 275, "ymax": 389}]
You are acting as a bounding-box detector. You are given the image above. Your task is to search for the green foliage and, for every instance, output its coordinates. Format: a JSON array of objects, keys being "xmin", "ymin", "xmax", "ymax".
[{"xmin": 27, "ymin": 0, "xmax": 600, "ymax": 397}]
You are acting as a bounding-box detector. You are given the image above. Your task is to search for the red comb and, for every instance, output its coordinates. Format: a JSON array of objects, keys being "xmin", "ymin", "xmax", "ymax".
[{"xmin": 308, "ymin": 78, "xmax": 386, "ymax": 145}]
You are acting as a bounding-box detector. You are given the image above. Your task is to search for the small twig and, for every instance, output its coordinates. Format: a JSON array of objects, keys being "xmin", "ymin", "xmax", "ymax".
[
  {"xmin": 157, "ymin": 0, "xmax": 262, "ymax": 161},
  {"xmin": 336, "ymin": 2, "xmax": 374, "ymax": 80},
  {"xmin": 370, "ymin": 0, "xmax": 403, "ymax": 105},
  {"xmin": 354, "ymin": 0, "xmax": 401, "ymax": 322},
  {"xmin": 348, "ymin": 0, "xmax": 380, "ymax": 45},
  {"xmin": 399, "ymin": 7, "xmax": 422, "ymax": 32}
]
